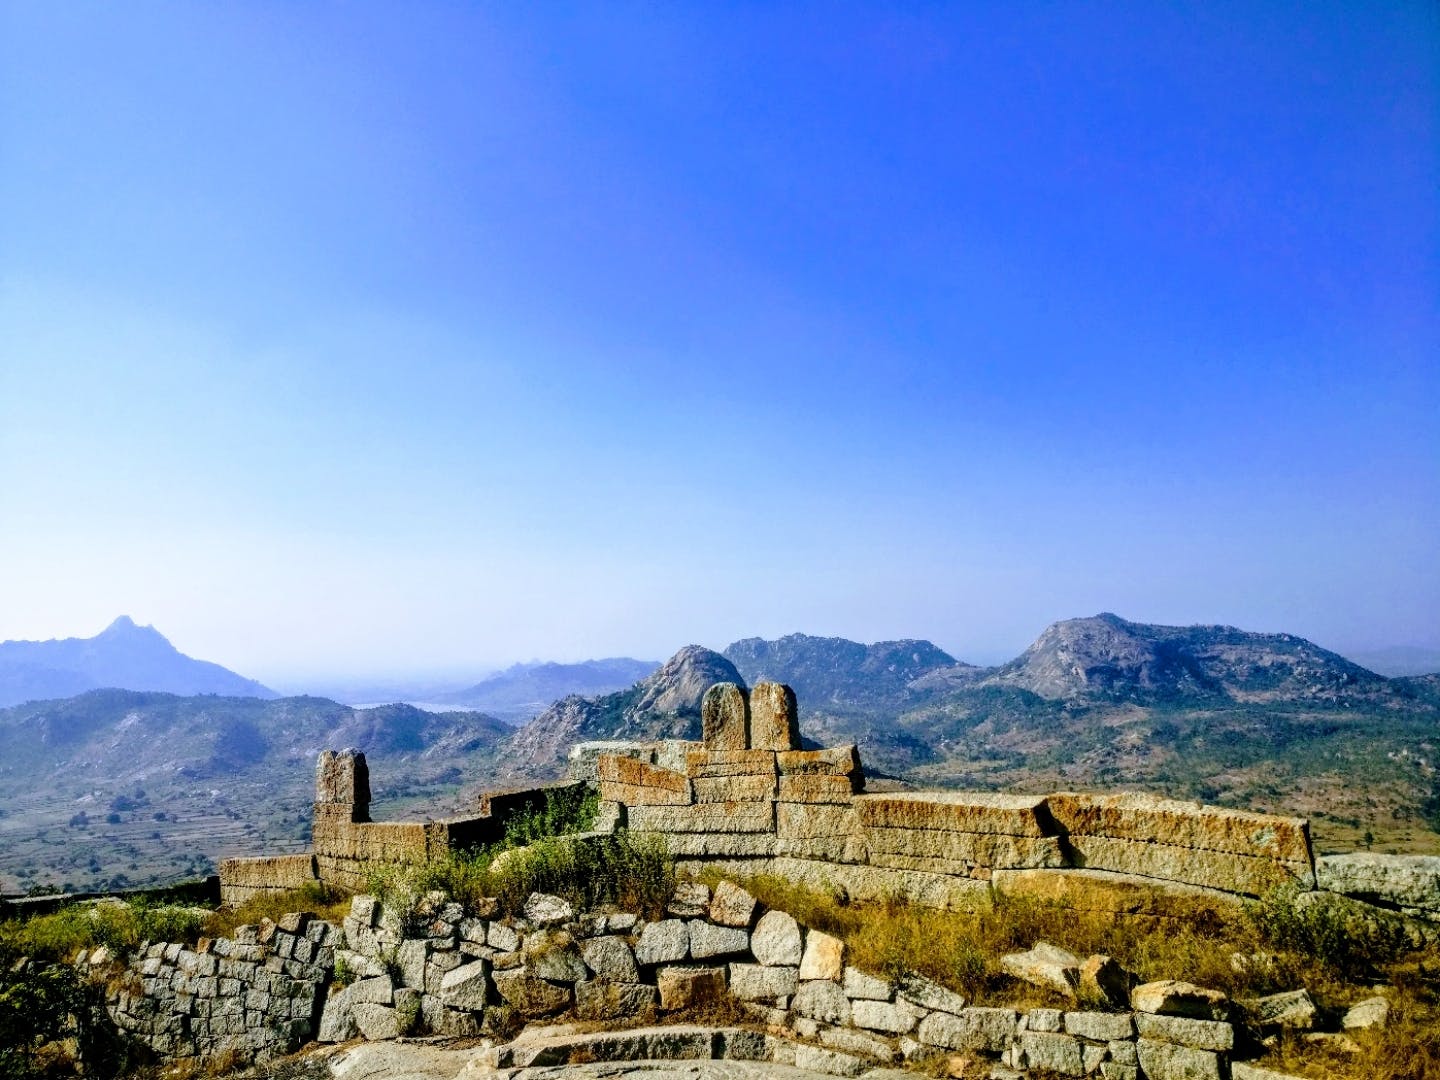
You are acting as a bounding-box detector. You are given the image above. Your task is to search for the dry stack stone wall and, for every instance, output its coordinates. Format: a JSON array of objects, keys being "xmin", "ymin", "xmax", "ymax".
[{"xmin": 589, "ymin": 681, "xmax": 1317, "ymax": 909}]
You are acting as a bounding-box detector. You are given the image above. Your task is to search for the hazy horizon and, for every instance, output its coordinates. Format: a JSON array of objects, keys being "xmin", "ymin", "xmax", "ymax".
[{"xmin": 3, "ymin": 5, "xmax": 1435, "ymax": 683}]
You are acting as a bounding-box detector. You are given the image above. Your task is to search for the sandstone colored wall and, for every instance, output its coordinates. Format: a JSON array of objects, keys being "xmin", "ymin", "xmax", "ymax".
[
  {"xmin": 589, "ymin": 681, "xmax": 1318, "ymax": 908},
  {"xmin": 217, "ymin": 854, "xmax": 319, "ymax": 907}
]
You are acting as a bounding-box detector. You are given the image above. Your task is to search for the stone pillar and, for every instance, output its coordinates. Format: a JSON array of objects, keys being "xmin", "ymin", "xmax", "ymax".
[
  {"xmin": 749, "ymin": 682, "xmax": 801, "ymax": 751},
  {"xmin": 702, "ymin": 683, "xmax": 750, "ymax": 751},
  {"xmin": 315, "ymin": 748, "xmax": 370, "ymax": 823}
]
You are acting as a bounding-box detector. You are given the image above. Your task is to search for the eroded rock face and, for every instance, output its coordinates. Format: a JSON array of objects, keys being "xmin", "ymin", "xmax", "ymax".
[
  {"xmin": 702, "ymin": 683, "xmax": 749, "ymax": 751},
  {"xmin": 749, "ymin": 682, "xmax": 801, "ymax": 751},
  {"xmin": 1315, "ymin": 853, "xmax": 1440, "ymax": 916}
]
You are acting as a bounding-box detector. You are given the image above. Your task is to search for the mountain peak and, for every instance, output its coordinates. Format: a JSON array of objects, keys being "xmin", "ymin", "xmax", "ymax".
[{"xmin": 100, "ymin": 615, "xmax": 162, "ymax": 638}]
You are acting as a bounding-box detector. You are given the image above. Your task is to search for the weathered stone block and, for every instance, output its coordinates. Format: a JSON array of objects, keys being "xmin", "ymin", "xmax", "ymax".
[
  {"xmin": 686, "ymin": 748, "xmax": 775, "ymax": 778},
  {"xmin": 799, "ymin": 929, "xmax": 845, "ymax": 981},
  {"xmin": 596, "ymin": 755, "xmax": 691, "ymax": 805},
  {"xmin": 1315, "ymin": 853, "xmax": 1440, "ymax": 914},
  {"xmin": 898, "ymin": 973, "xmax": 966, "ymax": 1016},
  {"xmin": 863, "ymin": 826, "xmax": 1065, "ymax": 869},
  {"xmin": 627, "ymin": 802, "xmax": 775, "ymax": 834},
  {"xmin": 728, "ymin": 962, "xmax": 798, "ymax": 1000},
  {"xmin": 1131, "ymin": 980, "xmax": 1228, "ymax": 1021},
  {"xmin": 687, "ymin": 920, "xmax": 750, "ymax": 959},
  {"xmin": 794, "ymin": 979, "xmax": 851, "ymax": 1024},
  {"xmin": 1065, "ymin": 1010, "xmax": 1134, "ymax": 1041},
  {"xmin": 657, "ymin": 965, "xmax": 726, "ymax": 1010},
  {"xmin": 702, "ymin": 683, "xmax": 749, "ymax": 751},
  {"xmin": 851, "ymin": 998, "xmax": 921, "ymax": 1035},
  {"xmin": 581, "ymin": 935, "xmax": 639, "ymax": 983},
  {"xmin": 918, "ymin": 1007, "xmax": 1017, "ymax": 1051},
  {"xmin": 524, "ymin": 930, "xmax": 587, "ymax": 983},
  {"xmin": 708, "ymin": 881, "xmax": 758, "ymax": 928},
  {"xmin": 634, "ymin": 919, "xmax": 690, "ymax": 966},
  {"xmin": 1135, "ymin": 1013, "xmax": 1233, "ymax": 1051},
  {"xmin": 777, "ymin": 744, "xmax": 863, "ymax": 776},
  {"xmin": 843, "ymin": 966, "xmax": 892, "ymax": 1001},
  {"xmin": 854, "ymin": 792, "xmax": 1053, "ymax": 836},
  {"xmin": 748, "ymin": 682, "xmax": 801, "ymax": 751},
  {"xmin": 1067, "ymin": 835, "xmax": 1313, "ymax": 895},
  {"xmin": 1022, "ymin": 1031, "xmax": 1085, "ymax": 1075},
  {"xmin": 693, "ymin": 775, "xmax": 776, "ymax": 803},
  {"xmin": 1048, "ymin": 792, "xmax": 1312, "ymax": 864},
  {"xmin": 1135, "ymin": 1038, "xmax": 1222, "ymax": 1080},
  {"xmin": 491, "ymin": 967, "xmax": 572, "ymax": 1017},
  {"xmin": 351, "ymin": 1003, "xmax": 398, "ymax": 1040},
  {"xmin": 777, "ymin": 775, "xmax": 858, "ymax": 804},
  {"xmin": 316, "ymin": 749, "xmax": 370, "ymax": 808},
  {"xmin": 1000, "ymin": 942, "xmax": 1080, "ymax": 997},
  {"xmin": 658, "ymin": 832, "xmax": 777, "ymax": 858},
  {"xmin": 575, "ymin": 980, "xmax": 658, "ymax": 1021},
  {"xmin": 751, "ymin": 910, "xmax": 803, "ymax": 966},
  {"xmin": 1240, "ymin": 989, "xmax": 1316, "ymax": 1031}
]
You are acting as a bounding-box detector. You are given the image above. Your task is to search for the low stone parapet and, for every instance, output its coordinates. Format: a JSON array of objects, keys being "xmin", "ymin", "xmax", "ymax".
[{"xmin": 217, "ymin": 854, "xmax": 319, "ymax": 906}]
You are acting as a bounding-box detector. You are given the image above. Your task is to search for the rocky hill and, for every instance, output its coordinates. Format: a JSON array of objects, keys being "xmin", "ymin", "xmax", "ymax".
[
  {"xmin": 0, "ymin": 690, "xmax": 510, "ymax": 894},
  {"xmin": 0, "ymin": 617, "xmax": 276, "ymax": 707},
  {"xmin": 431, "ymin": 657, "xmax": 659, "ymax": 722},
  {"xmin": 502, "ymin": 646, "xmax": 743, "ymax": 779},
  {"xmin": 984, "ymin": 613, "xmax": 1388, "ymax": 704}
]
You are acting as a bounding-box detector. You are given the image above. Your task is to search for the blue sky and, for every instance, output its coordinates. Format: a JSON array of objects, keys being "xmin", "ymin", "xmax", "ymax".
[{"xmin": 1, "ymin": 3, "xmax": 1435, "ymax": 682}]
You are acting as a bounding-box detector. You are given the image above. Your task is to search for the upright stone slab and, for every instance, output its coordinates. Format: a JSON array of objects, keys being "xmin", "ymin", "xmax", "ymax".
[
  {"xmin": 702, "ymin": 683, "xmax": 749, "ymax": 751},
  {"xmin": 316, "ymin": 749, "xmax": 370, "ymax": 821},
  {"xmin": 748, "ymin": 682, "xmax": 801, "ymax": 751}
]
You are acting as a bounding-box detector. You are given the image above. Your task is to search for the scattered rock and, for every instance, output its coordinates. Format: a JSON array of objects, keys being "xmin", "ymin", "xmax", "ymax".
[
  {"xmin": 1000, "ymin": 942, "xmax": 1080, "ymax": 997},
  {"xmin": 1241, "ymin": 989, "xmax": 1316, "ymax": 1031},
  {"xmin": 1131, "ymin": 980, "xmax": 1229, "ymax": 1021},
  {"xmin": 1342, "ymin": 995, "xmax": 1390, "ymax": 1030},
  {"xmin": 1080, "ymin": 954, "xmax": 1134, "ymax": 1008}
]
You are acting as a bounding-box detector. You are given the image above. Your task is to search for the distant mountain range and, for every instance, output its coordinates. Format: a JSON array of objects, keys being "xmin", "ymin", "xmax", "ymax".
[
  {"xmin": 2, "ymin": 612, "xmax": 1437, "ymax": 894},
  {"xmin": 432, "ymin": 658, "xmax": 660, "ymax": 722},
  {"xmin": 0, "ymin": 617, "xmax": 277, "ymax": 708}
]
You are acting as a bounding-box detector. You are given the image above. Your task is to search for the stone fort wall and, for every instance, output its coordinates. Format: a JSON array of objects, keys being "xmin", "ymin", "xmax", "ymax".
[{"xmin": 220, "ymin": 681, "xmax": 1333, "ymax": 914}]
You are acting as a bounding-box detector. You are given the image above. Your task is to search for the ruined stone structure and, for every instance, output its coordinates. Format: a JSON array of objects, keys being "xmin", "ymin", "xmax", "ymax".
[{"xmin": 221, "ymin": 681, "xmax": 1439, "ymax": 926}]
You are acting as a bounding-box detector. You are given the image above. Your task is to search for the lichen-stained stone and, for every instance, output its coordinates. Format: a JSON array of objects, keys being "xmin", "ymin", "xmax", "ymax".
[
  {"xmin": 687, "ymin": 920, "xmax": 750, "ymax": 959},
  {"xmin": 1047, "ymin": 792, "xmax": 1312, "ymax": 865},
  {"xmin": 1131, "ymin": 980, "xmax": 1229, "ymax": 1021},
  {"xmin": 854, "ymin": 792, "xmax": 1054, "ymax": 836},
  {"xmin": 897, "ymin": 973, "xmax": 966, "ymax": 1016},
  {"xmin": 777, "ymin": 802, "xmax": 858, "ymax": 839},
  {"xmin": 777, "ymin": 775, "xmax": 858, "ymax": 804},
  {"xmin": 850, "ymin": 999, "xmax": 920, "ymax": 1035},
  {"xmin": 351, "ymin": 1003, "xmax": 399, "ymax": 1040},
  {"xmin": 1135, "ymin": 1013, "xmax": 1234, "ymax": 1051},
  {"xmin": 999, "ymin": 942, "xmax": 1080, "ymax": 997},
  {"xmin": 628, "ymin": 801, "xmax": 775, "ymax": 834},
  {"xmin": 580, "ymin": 935, "xmax": 639, "ymax": 983},
  {"xmin": 491, "ymin": 967, "xmax": 573, "ymax": 1017},
  {"xmin": 702, "ymin": 683, "xmax": 749, "ymax": 751},
  {"xmin": 793, "ymin": 979, "xmax": 851, "ymax": 1025},
  {"xmin": 863, "ymin": 827, "xmax": 1066, "ymax": 869},
  {"xmin": 657, "ymin": 965, "xmax": 726, "ymax": 1010},
  {"xmin": 575, "ymin": 980, "xmax": 658, "ymax": 1021},
  {"xmin": 708, "ymin": 881, "xmax": 759, "ymax": 928},
  {"xmin": 524, "ymin": 930, "xmax": 588, "ymax": 983},
  {"xmin": 917, "ymin": 1007, "xmax": 1018, "ymax": 1052},
  {"xmin": 634, "ymin": 919, "xmax": 690, "ymax": 966},
  {"xmin": 316, "ymin": 984, "xmax": 356, "ymax": 1042},
  {"xmin": 596, "ymin": 755, "xmax": 692, "ymax": 806},
  {"xmin": 315, "ymin": 749, "xmax": 370, "ymax": 808},
  {"xmin": 1066, "ymin": 835, "xmax": 1313, "ymax": 895},
  {"xmin": 728, "ymin": 962, "xmax": 799, "ymax": 1000},
  {"xmin": 1240, "ymin": 989, "xmax": 1316, "ymax": 1031},
  {"xmin": 1342, "ymin": 996, "xmax": 1390, "ymax": 1030},
  {"xmin": 693, "ymin": 775, "xmax": 777, "ymax": 803},
  {"xmin": 748, "ymin": 682, "xmax": 801, "ymax": 752},
  {"xmin": 438, "ymin": 960, "xmax": 489, "ymax": 1012},
  {"xmin": 799, "ymin": 930, "xmax": 845, "ymax": 981},
  {"xmin": 1135, "ymin": 1039, "xmax": 1222, "ymax": 1080},
  {"xmin": 523, "ymin": 893, "xmax": 575, "ymax": 927},
  {"xmin": 686, "ymin": 748, "xmax": 775, "ymax": 779},
  {"xmin": 751, "ymin": 910, "xmax": 803, "ymax": 966},
  {"xmin": 1064, "ymin": 1011, "xmax": 1135, "ymax": 1041},
  {"xmin": 668, "ymin": 882, "xmax": 712, "ymax": 918},
  {"xmin": 843, "ymin": 967, "xmax": 893, "ymax": 1001},
  {"xmin": 657, "ymin": 833, "xmax": 778, "ymax": 858},
  {"xmin": 777, "ymin": 745, "xmax": 863, "ymax": 777},
  {"xmin": 1315, "ymin": 853, "xmax": 1440, "ymax": 914},
  {"xmin": 1021, "ymin": 1031, "xmax": 1085, "ymax": 1075}
]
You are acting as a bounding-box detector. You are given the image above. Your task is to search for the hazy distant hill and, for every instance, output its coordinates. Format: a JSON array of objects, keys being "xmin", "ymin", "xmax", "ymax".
[
  {"xmin": 503, "ymin": 646, "xmax": 742, "ymax": 778},
  {"xmin": 0, "ymin": 690, "xmax": 510, "ymax": 894},
  {"xmin": 433, "ymin": 658, "xmax": 660, "ymax": 722},
  {"xmin": 0, "ymin": 617, "xmax": 276, "ymax": 707},
  {"xmin": 1342, "ymin": 645, "xmax": 1440, "ymax": 678}
]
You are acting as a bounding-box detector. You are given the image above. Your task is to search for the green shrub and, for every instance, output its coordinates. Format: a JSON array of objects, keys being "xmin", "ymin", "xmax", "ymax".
[
  {"xmin": 501, "ymin": 785, "xmax": 600, "ymax": 847},
  {"xmin": 1248, "ymin": 886, "xmax": 1411, "ymax": 982},
  {"xmin": 0, "ymin": 900, "xmax": 208, "ymax": 964}
]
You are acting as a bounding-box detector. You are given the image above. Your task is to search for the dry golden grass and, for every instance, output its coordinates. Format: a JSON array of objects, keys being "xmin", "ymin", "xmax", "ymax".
[
  {"xmin": 201, "ymin": 883, "xmax": 351, "ymax": 941},
  {"xmin": 693, "ymin": 870, "xmax": 1440, "ymax": 1079}
]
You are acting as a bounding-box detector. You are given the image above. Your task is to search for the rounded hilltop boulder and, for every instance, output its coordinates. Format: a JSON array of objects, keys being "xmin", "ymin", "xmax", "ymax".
[{"xmin": 499, "ymin": 646, "xmax": 744, "ymax": 780}]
